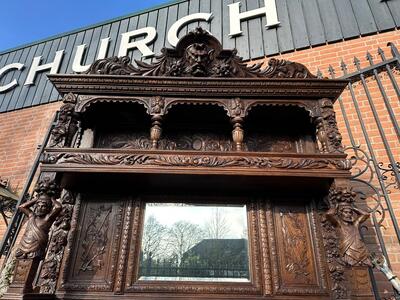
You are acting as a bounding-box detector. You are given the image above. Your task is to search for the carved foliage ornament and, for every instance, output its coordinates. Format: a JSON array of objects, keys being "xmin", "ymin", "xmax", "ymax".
[
  {"xmin": 41, "ymin": 152, "xmax": 351, "ymax": 171},
  {"xmin": 320, "ymin": 214, "xmax": 347, "ymax": 299},
  {"xmin": 39, "ymin": 191, "xmax": 76, "ymax": 294},
  {"xmin": 49, "ymin": 93, "xmax": 78, "ymax": 148},
  {"xmin": 316, "ymin": 99, "xmax": 344, "ymax": 153},
  {"xmin": 85, "ymin": 27, "xmax": 317, "ymax": 79}
]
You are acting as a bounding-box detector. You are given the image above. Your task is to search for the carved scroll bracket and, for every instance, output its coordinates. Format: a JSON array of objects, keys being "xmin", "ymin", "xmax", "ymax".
[
  {"xmin": 316, "ymin": 98, "xmax": 344, "ymax": 154},
  {"xmin": 49, "ymin": 93, "xmax": 79, "ymax": 148},
  {"xmin": 38, "ymin": 191, "xmax": 76, "ymax": 294}
]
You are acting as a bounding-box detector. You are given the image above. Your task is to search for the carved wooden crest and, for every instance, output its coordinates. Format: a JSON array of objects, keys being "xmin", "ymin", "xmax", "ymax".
[{"xmin": 84, "ymin": 27, "xmax": 316, "ymax": 79}]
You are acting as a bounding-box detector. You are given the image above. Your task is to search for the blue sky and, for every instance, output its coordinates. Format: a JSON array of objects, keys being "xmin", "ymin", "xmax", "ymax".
[{"xmin": 0, "ymin": 0, "xmax": 173, "ymax": 52}]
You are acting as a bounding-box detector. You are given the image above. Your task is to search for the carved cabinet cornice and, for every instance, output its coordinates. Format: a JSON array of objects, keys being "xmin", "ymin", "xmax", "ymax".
[{"xmin": 44, "ymin": 28, "xmax": 349, "ymax": 177}]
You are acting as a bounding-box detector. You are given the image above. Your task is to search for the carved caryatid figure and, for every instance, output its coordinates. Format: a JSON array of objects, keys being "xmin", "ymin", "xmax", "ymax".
[
  {"xmin": 326, "ymin": 188, "xmax": 371, "ymax": 267},
  {"xmin": 15, "ymin": 178, "xmax": 62, "ymax": 259}
]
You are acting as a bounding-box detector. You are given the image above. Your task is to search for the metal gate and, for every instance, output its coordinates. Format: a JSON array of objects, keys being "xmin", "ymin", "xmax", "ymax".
[
  {"xmin": 323, "ymin": 42, "xmax": 400, "ymax": 299},
  {"xmin": 0, "ymin": 43, "xmax": 399, "ymax": 300}
]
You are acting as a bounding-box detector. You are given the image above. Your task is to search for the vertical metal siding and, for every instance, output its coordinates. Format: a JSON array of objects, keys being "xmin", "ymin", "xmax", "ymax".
[
  {"xmin": 259, "ymin": 0, "xmax": 279, "ymax": 56},
  {"xmin": 234, "ymin": 0, "xmax": 250, "ymax": 59},
  {"xmin": 246, "ymin": 0, "xmax": 264, "ymax": 59},
  {"xmin": 276, "ymin": 0, "xmax": 295, "ymax": 53},
  {"xmin": 334, "ymin": 0, "xmax": 360, "ymax": 39},
  {"xmin": 350, "ymin": 0, "xmax": 378, "ymax": 34},
  {"xmin": 0, "ymin": 52, "xmax": 18, "ymax": 110},
  {"xmin": 0, "ymin": 0, "xmax": 399, "ymax": 112},
  {"xmin": 301, "ymin": 0, "xmax": 326, "ymax": 46},
  {"xmin": 152, "ymin": 7, "xmax": 169, "ymax": 63}
]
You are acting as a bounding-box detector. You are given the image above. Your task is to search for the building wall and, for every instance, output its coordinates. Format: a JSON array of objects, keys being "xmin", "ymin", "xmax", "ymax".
[{"xmin": 0, "ymin": 28, "xmax": 399, "ymax": 296}]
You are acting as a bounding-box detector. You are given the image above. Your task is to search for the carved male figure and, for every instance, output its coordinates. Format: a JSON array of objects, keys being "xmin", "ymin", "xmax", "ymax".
[
  {"xmin": 326, "ymin": 201, "xmax": 371, "ymax": 267},
  {"xmin": 15, "ymin": 179, "xmax": 62, "ymax": 260}
]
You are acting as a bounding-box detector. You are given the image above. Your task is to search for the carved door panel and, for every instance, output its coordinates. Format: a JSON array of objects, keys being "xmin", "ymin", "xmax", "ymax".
[
  {"xmin": 266, "ymin": 200, "xmax": 329, "ymax": 297},
  {"xmin": 61, "ymin": 195, "xmax": 125, "ymax": 292}
]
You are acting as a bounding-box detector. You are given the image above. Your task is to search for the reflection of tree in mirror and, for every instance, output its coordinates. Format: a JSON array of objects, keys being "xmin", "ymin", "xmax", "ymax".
[
  {"xmin": 141, "ymin": 215, "xmax": 167, "ymax": 261},
  {"xmin": 204, "ymin": 208, "xmax": 230, "ymax": 239},
  {"xmin": 166, "ymin": 221, "xmax": 205, "ymax": 265},
  {"xmin": 139, "ymin": 204, "xmax": 250, "ymax": 281}
]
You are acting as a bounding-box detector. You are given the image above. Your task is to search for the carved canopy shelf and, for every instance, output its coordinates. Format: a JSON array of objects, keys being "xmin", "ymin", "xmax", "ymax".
[{"xmin": 44, "ymin": 27, "xmax": 349, "ymax": 182}]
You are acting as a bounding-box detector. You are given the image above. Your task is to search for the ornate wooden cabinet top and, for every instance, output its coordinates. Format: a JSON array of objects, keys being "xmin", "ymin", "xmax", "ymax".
[{"xmin": 42, "ymin": 27, "xmax": 350, "ymax": 182}]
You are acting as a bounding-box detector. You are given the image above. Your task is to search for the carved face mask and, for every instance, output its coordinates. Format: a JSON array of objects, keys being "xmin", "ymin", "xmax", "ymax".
[
  {"xmin": 185, "ymin": 43, "xmax": 215, "ymax": 77},
  {"xmin": 339, "ymin": 206, "xmax": 355, "ymax": 223},
  {"xmin": 36, "ymin": 195, "xmax": 52, "ymax": 217}
]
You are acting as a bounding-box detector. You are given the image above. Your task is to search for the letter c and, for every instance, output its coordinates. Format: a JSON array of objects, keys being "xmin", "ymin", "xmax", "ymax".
[
  {"xmin": 0, "ymin": 63, "xmax": 24, "ymax": 93},
  {"xmin": 167, "ymin": 13, "xmax": 213, "ymax": 47}
]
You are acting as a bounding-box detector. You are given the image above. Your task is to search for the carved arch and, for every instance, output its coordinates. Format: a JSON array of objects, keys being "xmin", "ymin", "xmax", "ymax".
[
  {"xmin": 245, "ymin": 101, "xmax": 319, "ymax": 119},
  {"xmin": 75, "ymin": 96, "xmax": 151, "ymax": 114},
  {"xmin": 163, "ymin": 99, "xmax": 230, "ymax": 117}
]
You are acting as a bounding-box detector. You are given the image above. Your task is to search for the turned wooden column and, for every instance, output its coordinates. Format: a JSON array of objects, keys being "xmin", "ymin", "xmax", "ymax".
[
  {"xmin": 149, "ymin": 96, "xmax": 165, "ymax": 150},
  {"xmin": 150, "ymin": 115, "xmax": 163, "ymax": 150},
  {"xmin": 229, "ymin": 98, "xmax": 245, "ymax": 151}
]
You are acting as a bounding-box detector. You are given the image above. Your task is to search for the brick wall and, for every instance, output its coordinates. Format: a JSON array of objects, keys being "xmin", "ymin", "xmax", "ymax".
[
  {"xmin": 0, "ymin": 29, "xmax": 399, "ymax": 296},
  {"xmin": 257, "ymin": 29, "xmax": 400, "ymax": 295},
  {"xmin": 0, "ymin": 102, "xmax": 61, "ymax": 246}
]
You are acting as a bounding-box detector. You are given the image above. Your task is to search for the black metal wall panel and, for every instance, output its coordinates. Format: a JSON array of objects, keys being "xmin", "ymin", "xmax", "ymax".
[
  {"xmin": 261, "ymin": 0, "xmax": 279, "ymax": 57},
  {"xmin": 145, "ymin": 10, "xmax": 160, "ymax": 64},
  {"xmin": 387, "ymin": 0, "xmax": 400, "ymax": 27},
  {"xmin": 276, "ymin": 0, "xmax": 295, "ymax": 53},
  {"xmin": 234, "ymin": 0, "xmax": 250, "ymax": 59},
  {"xmin": 210, "ymin": 0, "xmax": 223, "ymax": 43},
  {"xmin": 334, "ymin": 0, "xmax": 359, "ymax": 39},
  {"xmin": 301, "ymin": 0, "xmax": 326, "ymax": 46},
  {"xmin": 24, "ymin": 41, "xmax": 50, "ymax": 108},
  {"xmin": 0, "ymin": 52, "xmax": 17, "ymax": 110},
  {"xmin": 153, "ymin": 7, "xmax": 168, "ymax": 64},
  {"xmin": 287, "ymin": 0, "xmax": 310, "ymax": 49},
  {"xmin": 222, "ymin": 0, "xmax": 235, "ymax": 50},
  {"xmin": 317, "ymin": 0, "xmax": 343, "ymax": 42},
  {"xmin": 0, "ymin": 0, "xmax": 399, "ymax": 112},
  {"xmin": 368, "ymin": 0, "xmax": 396, "ymax": 31},
  {"xmin": 32, "ymin": 39, "xmax": 60, "ymax": 107},
  {"xmin": 13, "ymin": 44, "xmax": 40, "ymax": 110},
  {"xmin": 42, "ymin": 36, "xmax": 68, "ymax": 105},
  {"xmin": 350, "ymin": 0, "xmax": 377, "ymax": 34},
  {"xmin": 247, "ymin": 0, "xmax": 264, "ymax": 59},
  {"xmin": 48, "ymin": 33, "xmax": 78, "ymax": 102},
  {"xmin": 5, "ymin": 48, "xmax": 29, "ymax": 111}
]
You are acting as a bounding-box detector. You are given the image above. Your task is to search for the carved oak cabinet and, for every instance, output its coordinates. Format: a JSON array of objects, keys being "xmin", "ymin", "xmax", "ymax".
[{"xmin": 5, "ymin": 29, "xmax": 374, "ymax": 300}]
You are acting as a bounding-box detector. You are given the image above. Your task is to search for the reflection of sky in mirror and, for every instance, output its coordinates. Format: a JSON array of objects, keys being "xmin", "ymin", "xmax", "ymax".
[{"xmin": 145, "ymin": 203, "xmax": 247, "ymax": 239}]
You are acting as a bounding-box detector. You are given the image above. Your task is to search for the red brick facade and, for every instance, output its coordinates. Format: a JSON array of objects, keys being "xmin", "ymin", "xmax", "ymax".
[{"xmin": 0, "ymin": 29, "xmax": 399, "ymax": 295}]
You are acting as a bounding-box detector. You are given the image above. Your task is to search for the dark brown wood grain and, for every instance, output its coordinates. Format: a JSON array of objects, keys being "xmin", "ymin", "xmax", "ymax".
[{"xmin": 4, "ymin": 28, "xmax": 374, "ymax": 300}]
